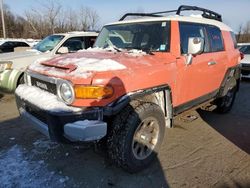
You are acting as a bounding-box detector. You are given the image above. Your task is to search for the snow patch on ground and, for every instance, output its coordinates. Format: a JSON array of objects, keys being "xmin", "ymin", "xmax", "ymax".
[
  {"xmin": 15, "ymin": 84, "xmax": 82, "ymax": 113},
  {"xmin": 0, "ymin": 144, "xmax": 70, "ymax": 188},
  {"xmin": 32, "ymin": 138, "xmax": 59, "ymax": 155}
]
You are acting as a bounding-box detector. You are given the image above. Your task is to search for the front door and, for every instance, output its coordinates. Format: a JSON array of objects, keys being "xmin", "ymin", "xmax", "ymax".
[{"xmin": 176, "ymin": 22, "xmax": 226, "ymax": 106}]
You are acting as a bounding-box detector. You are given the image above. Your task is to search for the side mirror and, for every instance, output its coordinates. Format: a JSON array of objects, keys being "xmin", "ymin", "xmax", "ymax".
[
  {"xmin": 188, "ymin": 37, "xmax": 204, "ymax": 55},
  {"xmin": 57, "ymin": 47, "xmax": 69, "ymax": 54},
  {"xmin": 186, "ymin": 37, "xmax": 204, "ymax": 65}
]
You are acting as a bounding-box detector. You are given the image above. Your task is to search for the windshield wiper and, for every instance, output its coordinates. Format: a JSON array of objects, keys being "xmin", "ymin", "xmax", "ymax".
[{"xmin": 103, "ymin": 43, "xmax": 123, "ymax": 53}]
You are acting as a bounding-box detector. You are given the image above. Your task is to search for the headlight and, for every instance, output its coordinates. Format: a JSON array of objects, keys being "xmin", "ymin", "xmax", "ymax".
[
  {"xmin": 74, "ymin": 85, "xmax": 113, "ymax": 99},
  {"xmin": 0, "ymin": 61, "xmax": 12, "ymax": 72},
  {"xmin": 58, "ymin": 82, "xmax": 74, "ymax": 104}
]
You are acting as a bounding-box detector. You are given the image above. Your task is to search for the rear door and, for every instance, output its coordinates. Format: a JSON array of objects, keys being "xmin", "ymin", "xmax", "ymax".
[{"xmin": 205, "ymin": 25, "xmax": 227, "ymax": 87}]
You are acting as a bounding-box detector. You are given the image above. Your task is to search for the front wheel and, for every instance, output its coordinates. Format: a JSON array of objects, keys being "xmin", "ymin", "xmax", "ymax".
[
  {"xmin": 107, "ymin": 102, "xmax": 166, "ymax": 173},
  {"xmin": 17, "ymin": 74, "xmax": 25, "ymax": 85},
  {"xmin": 215, "ymin": 86, "xmax": 237, "ymax": 113}
]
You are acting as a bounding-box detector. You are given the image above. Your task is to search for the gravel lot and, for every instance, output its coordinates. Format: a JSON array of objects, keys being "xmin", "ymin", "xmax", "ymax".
[{"xmin": 0, "ymin": 80, "xmax": 249, "ymax": 188}]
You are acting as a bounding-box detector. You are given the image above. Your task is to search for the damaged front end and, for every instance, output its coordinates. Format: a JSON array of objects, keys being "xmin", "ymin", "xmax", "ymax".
[{"xmin": 15, "ymin": 72, "xmax": 107, "ymax": 143}]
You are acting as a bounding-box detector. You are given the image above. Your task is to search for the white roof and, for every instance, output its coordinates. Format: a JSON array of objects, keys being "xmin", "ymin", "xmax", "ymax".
[
  {"xmin": 107, "ymin": 15, "xmax": 232, "ymax": 31},
  {"xmin": 238, "ymin": 43, "xmax": 250, "ymax": 46},
  {"xmin": 55, "ymin": 31, "xmax": 99, "ymax": 37}
]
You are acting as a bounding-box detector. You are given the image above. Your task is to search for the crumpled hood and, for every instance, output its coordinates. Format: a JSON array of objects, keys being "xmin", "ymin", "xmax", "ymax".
[{"xmin": 28, "ymin": 50, "xmax": 157, "ymax": 84}]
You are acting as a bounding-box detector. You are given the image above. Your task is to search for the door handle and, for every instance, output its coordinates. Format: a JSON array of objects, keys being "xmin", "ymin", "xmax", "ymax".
[{"xmin": 208, "ymin": 61, "xmax": 217, "ymax": 66}]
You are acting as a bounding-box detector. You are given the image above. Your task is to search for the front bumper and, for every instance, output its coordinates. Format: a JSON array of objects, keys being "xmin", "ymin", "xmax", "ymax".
[
  {"xmin": 16, "ymin": 92, "xmax": 107, "ymax": 143},
  {"xmin": 0, "ymin": 69, "xmax": 22, "ymax": 93}
]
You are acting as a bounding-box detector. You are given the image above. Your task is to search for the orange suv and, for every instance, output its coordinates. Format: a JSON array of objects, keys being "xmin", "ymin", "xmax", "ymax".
[{"xmin": 16, "ymin": 5, "xmax": 241, "ymax": 172}]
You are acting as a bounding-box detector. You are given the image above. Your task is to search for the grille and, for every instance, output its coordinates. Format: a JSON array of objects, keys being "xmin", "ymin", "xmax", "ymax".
[
  {"xmin": 241, "ymin": 63, "xmax": 250, "ymax": 68},
  {"xmin": 30, "ymin": 77, "xmax": 57, "ymax": 95}
]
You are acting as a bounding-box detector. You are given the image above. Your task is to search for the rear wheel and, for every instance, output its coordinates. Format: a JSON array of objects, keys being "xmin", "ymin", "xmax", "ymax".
[
  {"xmin": 215, "ymin": 86, "xmax": 237, "ymax": 113},
  {"xmin": 107, "ymin": 102, "xmax": 166, "ymax": 173}
]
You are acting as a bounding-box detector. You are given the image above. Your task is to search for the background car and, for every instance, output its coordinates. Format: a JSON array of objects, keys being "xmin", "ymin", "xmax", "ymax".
[
  {"xmin": 238, "ymin": 43, "xmax": 250, "ymax": 76},
  {"xmin": 0, "ymin": 40, "xmax": 30, "ymax": 53},
  {"xmin": 0, "ymin": 31, "xmax": 98, "ymax": 93}
]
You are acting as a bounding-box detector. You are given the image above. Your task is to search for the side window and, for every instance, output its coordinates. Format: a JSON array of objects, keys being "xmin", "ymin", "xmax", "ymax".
[
  {"xmin": 206, "ymin": 26, "xmax": 224, "ymax": 52},
  {"xmin": 61, "ymin": 37, "xmax": 85, "ymax": 53},
  {"xmin": 179, "ymin": 23, "xmax": 208, "ymax": 54},
  {"xmin": 85, "ymin": 36, "xmax": 97, "ymax": 48},
  {"xmin": 2, "ymin": 42, "xmax": 12, "ymax": 47},
  {"xmin": 230, "ymin": 32, "xmax": 237, "ymax": 49},
  {"xmin": 15, "ymin": 42, "xmax": 29, "ymax": 47}
]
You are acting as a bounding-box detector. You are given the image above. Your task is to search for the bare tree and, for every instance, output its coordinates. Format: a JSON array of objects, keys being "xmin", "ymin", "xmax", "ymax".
[
  {"xmin": 24, "ymin": 0, "xmax": 62, "ymax": 37},
  {"xmin": 0, "ymin": 1, "xmax": 100, "ymax": 39},
  {"xmin": 40, "ymin": 0, "xmax": 61, "ymax": 33},
  {"xmin": 86, "ymin": 8, "xmax": 100, "ymax": 30},
  {"xmin": 79, "ymin": 6, "xmax": 100, "ymax": 31},
  {"xmin": 237, "ymin": 24, "xmax": 243, "ymax": 42}
]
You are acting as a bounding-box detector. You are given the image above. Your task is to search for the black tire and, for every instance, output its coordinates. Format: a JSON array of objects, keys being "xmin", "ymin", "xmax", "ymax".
[
  {"xmin": 18, "ymin": 74, "xmax": 25, "ymax": 85},
  {"xmin": 215, "ymin": 86, "xmax": 237, "ymax": 113},
  {"xmin": 107, "ymin": 102, "xmax": 166, "ymax": 173}
]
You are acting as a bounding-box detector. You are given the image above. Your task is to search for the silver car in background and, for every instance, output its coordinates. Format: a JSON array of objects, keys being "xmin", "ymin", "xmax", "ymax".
[{"xmin": 238, "ymin": 43, "xmax": 250, "ymax": 76}]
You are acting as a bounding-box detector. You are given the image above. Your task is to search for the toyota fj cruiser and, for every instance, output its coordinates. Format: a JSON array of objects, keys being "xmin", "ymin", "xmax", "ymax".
[{"xmin": 16, "ymin": 5, "xmax": 241, "ymax": 172}]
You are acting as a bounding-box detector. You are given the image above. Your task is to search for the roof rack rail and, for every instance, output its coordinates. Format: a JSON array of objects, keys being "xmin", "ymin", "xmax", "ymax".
[
  {"xmin": 176, "ymin": 5, "xmax": 222, "ymax": 22},
  {"xmin": 119, "ymin": 13, "xmax": 161, "ymax": 21},
  {"xmin": 119, "ymin": 5, "xmax": 222, "ymax": 22}
]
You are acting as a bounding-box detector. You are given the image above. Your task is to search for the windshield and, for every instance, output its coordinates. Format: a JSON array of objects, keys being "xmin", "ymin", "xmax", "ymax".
[
  {"xmin": 33, "ymin": 35, "xmax": 64, "ymax": 52},
  {"xmin": 94, "ymin": 21, "xmax": 170, "ymax": 53},
  {"xmin": 239, "ymin": 45, "xmax": 250, "ymax": 54}
]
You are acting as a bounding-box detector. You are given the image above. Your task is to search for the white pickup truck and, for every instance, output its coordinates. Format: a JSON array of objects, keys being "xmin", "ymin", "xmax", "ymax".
[{"xmin": 0, "ymin": 31, "xmax": 98, "ymax": 93}]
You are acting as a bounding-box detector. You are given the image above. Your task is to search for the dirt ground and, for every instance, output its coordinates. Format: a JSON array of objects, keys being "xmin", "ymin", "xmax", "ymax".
[{"xmin": 0, "ymin": 80, "xmax": 249, "ymax": 188}]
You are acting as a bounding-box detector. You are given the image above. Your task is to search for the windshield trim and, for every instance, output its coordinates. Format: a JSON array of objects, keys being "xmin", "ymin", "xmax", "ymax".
[{"xmin": 94, "ymin": 21, "xmax": 171, "ymax": 53}]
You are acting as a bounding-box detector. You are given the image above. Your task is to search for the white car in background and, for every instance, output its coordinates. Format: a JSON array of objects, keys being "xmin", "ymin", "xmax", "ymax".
[
  {"xmin": 0, "ymin": 31, "xmax": 98, "ymax": 92},
  {"xmin": 238, "ymin": 43, "xmax": 250, "ymax": 76}
]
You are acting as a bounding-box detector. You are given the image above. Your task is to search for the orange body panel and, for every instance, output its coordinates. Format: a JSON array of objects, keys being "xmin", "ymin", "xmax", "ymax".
[{"xmin": 28, "ymin": 21, "xmax": 240, "ymax": 108}]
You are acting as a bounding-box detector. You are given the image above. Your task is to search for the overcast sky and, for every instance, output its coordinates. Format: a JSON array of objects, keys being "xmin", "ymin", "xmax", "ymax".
[{"xmin": 6, "ymin": 0, "xmax": 250, "ymax": 32}]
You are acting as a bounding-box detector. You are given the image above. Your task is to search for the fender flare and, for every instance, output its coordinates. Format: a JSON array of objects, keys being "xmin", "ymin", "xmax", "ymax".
[
  {"xmin": 217, "ymin": 65, "xmax": 241, "ymax": 98},
  {"xmin": 103, "ymin": 84, "xmax": 173, "ymax": 121}
]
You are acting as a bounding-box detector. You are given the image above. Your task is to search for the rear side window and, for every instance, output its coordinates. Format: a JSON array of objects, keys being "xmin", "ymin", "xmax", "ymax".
[
  {"xmin": 179, "ymin": 23, "xmax": 209, "ymax": 54},
  {"xmin": 230, "ymin": 32, "xmax": 237, "ymax": 49},
  {"xmin": 85, "ymin": 36, "xmax": 97, "ymax": 48},
  {"xmin": 62, "ymin": 37, "xmax": 85, "ymax": 52},
  {"xmin": 206, "ymin": 26, "xmax": 224, "ymax": 52},
  {"xmin": 15, "ymin": 42, "xmax": 30, "ymax": 47}
]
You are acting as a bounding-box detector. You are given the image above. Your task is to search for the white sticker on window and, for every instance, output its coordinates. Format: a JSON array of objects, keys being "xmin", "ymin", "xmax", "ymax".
[
  {"xmin": 162, "ymin": 22, "xmax": 167, "ymax": 27},
  {"xmin": 160, "ymin": 45, "xmax": 166, "ymax": 51}
]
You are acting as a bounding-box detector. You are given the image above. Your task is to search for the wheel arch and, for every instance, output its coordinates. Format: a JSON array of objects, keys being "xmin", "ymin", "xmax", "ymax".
[
  {"xmin": 217, "ymin": 65, "xmax": 241, "ymax": 98},
  {"xmin": 104, "ymin": 84, "xmax": 174, "ymax": 127},
  {"xmin": 17, "ymin": 72, "xmax": 24, "ymax": 86}
]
